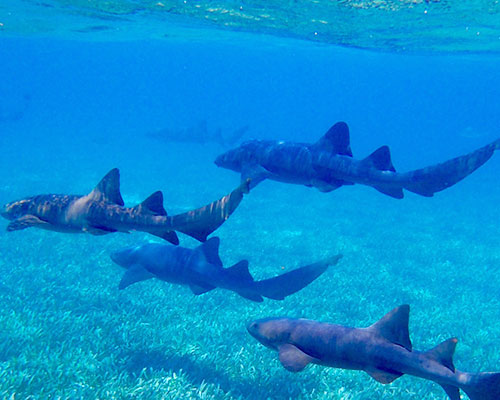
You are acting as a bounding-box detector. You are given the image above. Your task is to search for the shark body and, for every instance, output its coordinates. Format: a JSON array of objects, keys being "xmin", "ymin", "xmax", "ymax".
[
  {"xmin": 247, "ymin": 305, "xmax": 500, "ymax": 399},
  {"xmin": 147, "ymin": 120, "xmax": 249, "ymax": 148},
  {"xmin": 111, "ymin": 237, "xmax": 342, "ymax": 302},
  {"xmin": 215, "ymin": 122, "xmax": 500, "ymax": 198},
  {"xmin": 1, "ymin": 168, "xmax": 249, "ymax": 244}
]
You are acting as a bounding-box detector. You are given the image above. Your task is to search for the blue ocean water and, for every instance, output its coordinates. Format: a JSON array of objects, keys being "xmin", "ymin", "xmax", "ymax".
[{"xmin": 1, "ymin": 15, "xmax": 500, "ymax": 400}]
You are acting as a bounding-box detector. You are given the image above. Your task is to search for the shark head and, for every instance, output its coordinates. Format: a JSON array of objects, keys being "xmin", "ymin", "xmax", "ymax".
[
  {"xmin": 246, "ymin": 317, "xmax": 293, "ymax": 350},
  {"xmin": 214, "ymin": 141, "xmax": 262, "ymax": 172},
  {"xmin": 110, "ymin": 247, "xmax": 138, "ymax": 268},
  {"xmin": 1, "ymin": 198, "xmax": 32, "ymax": 221}
]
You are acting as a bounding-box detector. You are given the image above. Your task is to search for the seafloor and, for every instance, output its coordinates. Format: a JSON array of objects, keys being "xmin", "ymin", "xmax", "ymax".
[{"xmin": 0, "ymin": 36, "xmax": 500, "ymax": 399}]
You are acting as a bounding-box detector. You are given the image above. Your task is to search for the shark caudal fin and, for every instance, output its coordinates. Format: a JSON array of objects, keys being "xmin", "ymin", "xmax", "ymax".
[
  {"xmin": 403, "ymin": 138, "xmax": 500, "ymax": 197},
  {"xmin": 462, "ymin": 372, "xmax": 500, "ymax": 400},
  {"xmin": 171, "ymin": 179, "xmax": 250, "ymax": 242},
  {"xmin": 225, "ymin": 260, "xmax": 264, "ymax": 302},
  {"xmin": 134, "ymin": 191, "xmax": 179, "ymax": 245},
  {"xmin": 254, "ymin": 254, "xmax": 342, "ymax": 300}
]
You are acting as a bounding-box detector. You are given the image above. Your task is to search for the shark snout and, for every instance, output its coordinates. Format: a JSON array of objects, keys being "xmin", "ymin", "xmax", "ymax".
[
  {"xmin": 1, "ymin": 205, "xmax": 10, "ymax": 220},
  {"xmin": 110, "ymin": 249, "xmax": 131, "ymax": 267},
  {"xmin": 214, "ymin": 154, "xmax": 224, "ymax": 167},
  {"xmin": 246, "ymin": 320, "xmax": 258, "ymax": 336}
]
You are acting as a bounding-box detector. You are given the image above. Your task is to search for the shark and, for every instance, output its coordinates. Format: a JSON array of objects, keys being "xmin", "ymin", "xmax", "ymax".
[
  {"xmin": 147, "ymin": 120, "xmax": 249, "ymax": 148},
  {"xmin": 247, "ymin": 305, "xmax": 500, "ymax": 400},
  {"xmin": 215, "ymin": 121, "xmax": 500, "ymax": 198},
  {"xmin": 1, "ymin": 168, "xmax": 249, "ymax": 245},
  {"xmin": 111, "ymin": 237, "xmax": 342, "ymax": 302}
]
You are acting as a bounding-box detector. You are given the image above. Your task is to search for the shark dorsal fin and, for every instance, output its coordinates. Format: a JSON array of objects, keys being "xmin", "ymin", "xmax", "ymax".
[
  {"xmin": 369, "ymin": 305, "xmax": 412, "ymax": 351},
  {"xmin": 200, "ymin": 237, "xmax": 223, "ymax": 267},
  {"xmin": 137, "ymin": 191, "xmax": 167, "ymax": 216},
  {"xmin": 90, "ymin": 168, "xmax": 124, "ymax": 206},
  {"xmin": 314, "ymin": 122, "xmax": 353, "ymax": 157},
  {"xmin": 226, "ymin": 260, "xmax": 253, "ymax": 281},
  {"xmin": 424, "ymin": 338, "xmax": 457, "ymax": 373},
  {"xmin": 362, "ymin": 146, "xmax": 396, "ymax": 172}
]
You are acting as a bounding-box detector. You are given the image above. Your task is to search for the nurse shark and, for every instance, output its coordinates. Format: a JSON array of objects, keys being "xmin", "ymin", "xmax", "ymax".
[
  {"xmin": 247, "ymin": 305, "xmax": 500, "ymax": 400},
  {"xmin": 147, "ymin": 120, "xmax": 250, "ymax": 148},
  {"xmin": 111, "ymin": 237, "xmax": 342, "ymax": 302},
  {"xmin": 1, "ymin": 168, "xmax": 249, "ymax": 244},
  {"xmin": 215, "ymin": 121, "xmax": 500, "ymax": 198}
]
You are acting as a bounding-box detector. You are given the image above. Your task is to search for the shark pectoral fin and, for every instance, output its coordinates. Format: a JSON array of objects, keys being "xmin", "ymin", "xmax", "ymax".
[
  {"xmin": 278, "ymin": 344, "xmax": 316, "ymax": 372},
  {"xmin": 85, "ymin": 225, "xmax": 118, "ymax": 235},
  {"xmin": 7, "ymin": 215, "xmax": 49, "ymax": 231},
  {"xmin": 119, "ymin": 264, "xmax": 154, "ymax": 290},
  {"xmin": 373, "ymin": 185, "xmax": 404, "ymax": 199},
  {"xmin": 439, "ymin": 384, "xmax": 460, "ymax": 400},
  {"xmin": 366, "ymin": 367, "xmax": 403, "ymax": 384},
  {"xmin": 241, "ymin": 164, "xmax": 269, "ymax": 188},
  {"xmin": 368, "ymin": 304, "xmax": 412, "ymax": 351},
  {"xmin": 189, "ymin": 284, "xmax": 216, "ymax": 295}
]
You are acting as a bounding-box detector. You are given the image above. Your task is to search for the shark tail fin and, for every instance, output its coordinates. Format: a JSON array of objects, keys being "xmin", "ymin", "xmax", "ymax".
[
  {"xmin": 225, "ymin": 260, "xmax": 264, "ymax": 302},
  {"xmin": 171, "ymin": 179, "xmax": 250, "ymax": 242},
  {"xmin": 135, "ymin": 191, "xmax": 180, "ymax": 245},
  {"xmin": 461, "ymin": 372, "xmax": 500, "ymax": 400},
  {"xmin": 403, "ymin": 138, "xmax": 500, "ymax": 197},
  {"xmin": 254, "ymin": 254, "xmax": 342, "ymax": 300}
]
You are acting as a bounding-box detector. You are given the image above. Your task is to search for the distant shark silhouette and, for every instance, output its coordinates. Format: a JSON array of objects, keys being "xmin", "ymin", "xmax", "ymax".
[
  {"xmin": 215, "ymin": 121, "xmax": 500, "ymax": 198},
  {"xmin": 111, "ymin": 237, "xmax": 342, "ymax": 302},
  {"xmin": 1, "ymin": 168, "xmax": 249, "ymax": 244},
  {"xmin": 247, "ymin": 305, "xmax": 500, "ymax": 400},
  {"xmin": 147, "ymin": 120, "xmax": 249, "ymax": 147},
  {"xmin": 0, "ymin": 93, "xmax": 31, "ymax": 124}
]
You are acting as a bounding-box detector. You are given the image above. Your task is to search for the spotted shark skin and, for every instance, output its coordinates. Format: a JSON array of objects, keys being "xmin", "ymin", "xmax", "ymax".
[
  {"xmin": 247, "ymin": 305, "xmax": 500, "ymax": 400},
  {"xmin": 1, "ymin": 168, "xmax": 250, "ymax": 244},
  {"xmin": 111, "ymin": 236, "xmax": 342, "ymax": 302},
  {"xmin": 215, "ymin": 121, "xmax": 500, "ymax": 198}
]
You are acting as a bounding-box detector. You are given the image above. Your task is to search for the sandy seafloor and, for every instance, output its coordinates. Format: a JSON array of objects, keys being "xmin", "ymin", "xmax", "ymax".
[{"xmin": 0, "ymin": 33, "xmax": 500, "ymax": 399}]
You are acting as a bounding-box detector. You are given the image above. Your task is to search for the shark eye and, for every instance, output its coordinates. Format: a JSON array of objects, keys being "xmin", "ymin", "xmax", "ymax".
[{"xmin": 247, "ymin": 321, "xmax": 259, "ymax": 332}]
